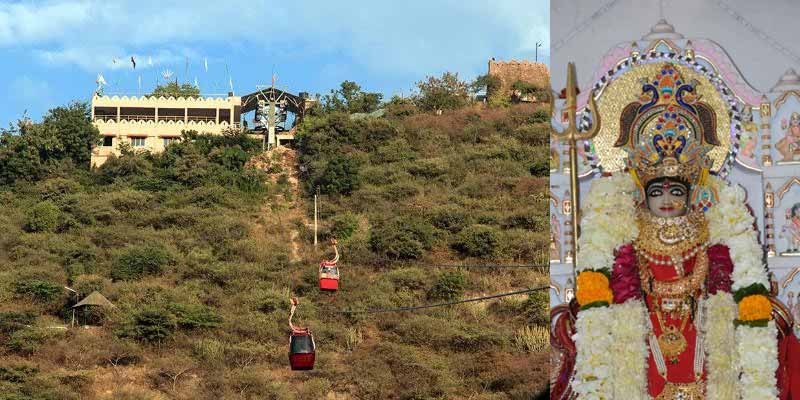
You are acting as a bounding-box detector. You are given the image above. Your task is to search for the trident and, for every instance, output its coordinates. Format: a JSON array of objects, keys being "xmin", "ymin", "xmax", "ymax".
[{"xmin": 552, "ymin": 63, "xmax": 601, "ymax": 279}]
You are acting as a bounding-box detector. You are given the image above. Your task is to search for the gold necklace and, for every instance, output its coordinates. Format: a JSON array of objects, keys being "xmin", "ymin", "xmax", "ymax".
[
  {"xmin": 635, "ymin": 208, "xmax": 708, "ymax": 259},
  {"xmin": 655, "ymin": 304, "xmax": 690, "ymax": 364}
]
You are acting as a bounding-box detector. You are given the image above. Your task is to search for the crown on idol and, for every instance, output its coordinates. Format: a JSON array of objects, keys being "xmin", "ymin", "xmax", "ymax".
[{"xmin": 613, "ymin": 63, "xmax": 720, "ymax": 190}]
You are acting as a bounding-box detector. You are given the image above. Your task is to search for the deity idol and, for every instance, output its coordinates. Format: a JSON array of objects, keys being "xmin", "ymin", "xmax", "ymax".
[
  {"xmin": 782, "ymin": 203, "xmax": 800, "ymax": 252},
  {"xmin": 777, "ymin": 112, "xmax": 800, "ymax": 162},
  {"xmin": 566, "ymin": 64, "xmax": 800, "ymax": 399},
  {"xmin": 739, "ymin": 105, "xmax": 757, "ymax": 161}
]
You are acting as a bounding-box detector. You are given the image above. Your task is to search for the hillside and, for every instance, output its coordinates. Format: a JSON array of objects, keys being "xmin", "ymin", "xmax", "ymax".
[{"xmin": 0, "ymin": 100, "xmax": 549, "ymax": 399}]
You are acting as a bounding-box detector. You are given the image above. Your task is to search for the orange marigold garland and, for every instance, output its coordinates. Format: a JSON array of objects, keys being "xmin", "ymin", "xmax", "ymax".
[
  {"xmin": 738, "ymin": 294, "xmax": 772, "ymax": 323},
  {"xmin": 576, "ymin": 270, "xmax": 613, "ymax": 310}
]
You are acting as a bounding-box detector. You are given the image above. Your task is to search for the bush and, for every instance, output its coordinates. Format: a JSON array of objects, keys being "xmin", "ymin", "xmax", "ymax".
[
  {"xmin": 25, "ymin": 201, "xmax": 60, "ymax": 232},
  {"xmin": 167, "ymin": 303, "xmax": 222, "ymax": 330},
  {"xmin": 0, "ymin": 311, "xmax": 37, "ymax": 334},
  {"xmin": 427, "ymin": 271, "xmax": 466, "ymax": 301},
  {"xmin": 111, "ymin": 245, "xmax": 172, "ymax": 281},
  {"xmin": 13, "ymin": 279, "xmax": 63, "ymax": 303},
  {"xmin": 6, "ymin": 328, "xmax": 48, "ymax": 355},
  {"xmin": 369, "ymin": 218, "xmax": 435, "ymax": 260},
  {"xmin": 118, "ymin": 307, "xmax": 177, "ymax": 343},
  {"xmin": 453, "ymin": 224, "xmax": 500, "ymax": 258},
  {"xmin": 529, "ymin": 159, "xmax": 549, "ymax": 176},
  {"xmin": 316, "ymin": 155, "xmax": 361, "ymax": 195},
  {"xmin": 531, "ymin": 108, "xmax": 550, "ymax": 123},
  {"xmin": 429, "ymin": 204, "xmax": 470, "ymax": 233},
  {"xmin": 328, "ymin": 212, "xmax": 360, "ymax": 240},
  {"xmin": 523, "ymin": 291, "xmax": 549, "ymax": 325}
]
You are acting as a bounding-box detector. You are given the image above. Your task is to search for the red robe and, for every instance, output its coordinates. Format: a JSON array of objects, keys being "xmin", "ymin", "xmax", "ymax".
[{"xmin": 610, "ymin": 243, "xmax": 800, "ymax": 398}]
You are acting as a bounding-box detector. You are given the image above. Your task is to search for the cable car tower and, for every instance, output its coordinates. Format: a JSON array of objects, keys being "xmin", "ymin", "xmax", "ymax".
[{"xmin": 253, "ymin": 82, "xmax": 288, "ymax": 151}]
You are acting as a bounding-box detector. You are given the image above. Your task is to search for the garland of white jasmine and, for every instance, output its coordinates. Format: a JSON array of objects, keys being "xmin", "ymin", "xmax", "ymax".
[{"xmin": 571, "ymin": 174, "xmax": 777, "ymax": 399}]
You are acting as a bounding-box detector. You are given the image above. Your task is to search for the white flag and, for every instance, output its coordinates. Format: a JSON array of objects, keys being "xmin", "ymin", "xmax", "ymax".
[
  {"xmin": 148, "ymin": 56, "xmax": 153, "ymax": 66},
  {"xmin": 204, "ymin": 57, "xmax": 208, "ymax": 73},
  {"xmin": 138, "ymin": 75, "xmax": 142, "ymax": 91},
  {"xmin": 229, "ymin": 76, "xmax": 233, "ymax": 92},
  {"xmin": 194, "ymin": 77, "xmax": 199, "ymax": 88},
  {"xmin": 96, "ymin": 74, "xmax": 107, "ymax": 85}
]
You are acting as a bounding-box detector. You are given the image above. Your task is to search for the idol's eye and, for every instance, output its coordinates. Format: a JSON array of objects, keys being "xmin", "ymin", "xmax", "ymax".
[
  {"xmin": 648, "ymin": 188, "xmax": 663, "ymax": 197},
  {"xmin": 669, "ymin": 187, "xmax": 686, "ymax": 196}
]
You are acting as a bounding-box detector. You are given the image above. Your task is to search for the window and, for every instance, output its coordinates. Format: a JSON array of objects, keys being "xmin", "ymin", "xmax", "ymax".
[
  {"xmin": 130, "ymin": 137, "xmax": 146, "ymax": 147},
  {"xmin": 102, "ymin": 136, "xmax": 113, "ymax": 147},
  {"xmin": 162, "ymin": 137, "xmax": 178, "ymax": 147}
]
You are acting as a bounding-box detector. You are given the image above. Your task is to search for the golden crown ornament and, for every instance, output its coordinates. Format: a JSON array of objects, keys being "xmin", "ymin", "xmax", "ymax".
[{"xmin": 614, "ymin": 63, "xmax": 721, "ymax": 211}]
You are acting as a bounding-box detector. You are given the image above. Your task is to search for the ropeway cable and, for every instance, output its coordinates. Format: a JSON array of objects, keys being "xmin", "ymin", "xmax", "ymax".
[{"xmin": 333, "ymin": 286, "xmax": 547, "ymax": 315}]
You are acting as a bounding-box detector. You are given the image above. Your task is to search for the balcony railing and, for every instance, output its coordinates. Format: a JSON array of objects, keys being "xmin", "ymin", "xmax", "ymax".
[{"xmin": 94, "ymin": 115, "xmax": 232, "ymax": 123}]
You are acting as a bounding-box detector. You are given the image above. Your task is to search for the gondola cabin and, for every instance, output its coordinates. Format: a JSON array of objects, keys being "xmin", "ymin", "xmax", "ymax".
[
  {"xmin": 319, "ymin": 261, "xmax": 339, "ymax": 291},
  {"xmin": 288, "ymin": 329, "xmax": 316, "ymax": 370},
  {"xmin": 318, "ymin": 240, "xmax": 340, "ymax": 291}
]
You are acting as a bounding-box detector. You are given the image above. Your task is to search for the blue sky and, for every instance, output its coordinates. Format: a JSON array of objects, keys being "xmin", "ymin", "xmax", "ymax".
[{"xmin": 0, "ymin": 0, "xmax": 549, "ymax": 127}]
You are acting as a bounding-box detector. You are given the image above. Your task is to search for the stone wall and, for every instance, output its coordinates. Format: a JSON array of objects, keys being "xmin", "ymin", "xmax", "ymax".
[{"xmin": 488, "ymin": 59, "xmax": 551, "ymax": 91}]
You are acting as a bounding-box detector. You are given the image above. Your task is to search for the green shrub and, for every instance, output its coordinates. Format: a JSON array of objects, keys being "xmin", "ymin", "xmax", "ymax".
[
  {"xmin": 13, "ymin": 279, "xmax": 62, "ymax": 303},
  {"xmin": 453, "ymin": 224, "xmax": 500, "ymax": 258},
  {"xmin": 531, "ymin": 108, "xmax": 550, "ymax": 123},
  {"xmin": 25, "ymin": 201, "xmax": 60, "ymax": 232},
  {"xmin": 118, "ymin": 307, "xmax": 177, "ymax": 343},
  {"xmin": 523, "ymin": 290, "xmax": 549, "ymax": 325},
  {"xmin": 0, "ymin": 311, "xmax": 37, "ymax": 334},
  {"xmin": 316, "ymin": 155, "xmax": 361, "ymax": 195},
  {"xmin": 35, "ymin": 178, "xmax": 83, "ymax": 202},
  {"xmin": 167, "ymin": 303, "xmax": 222, "ymax": 330},
  {"xmin": 529, "ymin": 159, "xmax": 549, "ymax": 176},
  {"xmin": 6, "ymin": 328, "xmax": 48, "ymax": 355},
  {"xmin": 369, "ymin": 218, "xmax": 435, "ymax": 260},
  {"xmin": 428, "ymin": 271, "xmax": 466, "ymax": 301},
  {"xmin": 111, "ymin": 245, "xmax": 172, "ymax": 281},
  {"xmin": 430, "ymin": 204, "xmax": 470, "ymax": 233},
  {"xmin": 329, "ymin": 212, "xmax": 360, "ymax": 240}
]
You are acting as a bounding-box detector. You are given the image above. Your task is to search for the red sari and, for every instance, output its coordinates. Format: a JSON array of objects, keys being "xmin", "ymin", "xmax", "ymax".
[{"xmin": 610, "ymin": 243, "xmax": 800, "ymax": 398}]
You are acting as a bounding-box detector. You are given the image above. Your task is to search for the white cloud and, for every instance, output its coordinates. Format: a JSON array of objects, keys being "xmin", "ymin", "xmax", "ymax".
[
  {"xmin": 35, "ymin": 46, "xmax": 193, "ymax": 71},
  {"xmin": 3, "ymin": 0, "xmax": 549, "ymax": 75}
]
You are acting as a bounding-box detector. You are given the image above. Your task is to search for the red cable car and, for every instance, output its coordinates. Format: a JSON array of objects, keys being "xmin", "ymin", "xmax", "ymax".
[
  {"xmin": 288, "ymin": 297, "xmax": 315, "ymax": 370},
  {"xmin": 319, "ymin": 239, "xmax": 340, "ymax": 291}
]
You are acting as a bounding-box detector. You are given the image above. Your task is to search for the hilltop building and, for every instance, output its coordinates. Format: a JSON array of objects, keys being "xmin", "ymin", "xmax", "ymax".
[
  {"xmin": 90, "ymin": 93, "xmax": 242, "ymax": 166},
  {"xmin": 90, "ymin": 87, "xmax": 316, "ymax": 167}
]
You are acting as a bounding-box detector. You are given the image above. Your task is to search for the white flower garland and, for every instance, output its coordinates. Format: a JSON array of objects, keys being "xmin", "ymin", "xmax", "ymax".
[
  {"xmin": 572, "ymin": 174, "xmax": 778, "ymax": 399},
  {"xmin": 706, "ymin": 179, "xmax": 777, "ymax": 399},
  {"xmin": 572, "ymin": 306, "xmax": 616, "ymax": 399},
  {"xmin": 576, "ymin": 174, "xmax": 639, "ymax": 272},
  {"xmin": 736, "ymin": 321, "xmax": 779, "ymax": 399},
  {"xmin": 609, "ymin": 300, "xmax": 649, "ymax": 399},
  {"xmin": 703, "ymin": 292, "xmax": 738, "ymax": 400},
  {"xmin": 572, "ymin": 174, "xmax": 648, "ymax": 399}
]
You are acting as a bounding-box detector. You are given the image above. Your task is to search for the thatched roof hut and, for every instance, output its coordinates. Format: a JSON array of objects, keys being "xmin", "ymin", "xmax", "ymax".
[{"xmin": 72, "ymin": 291, "xmax": 115, "ymax": 309}]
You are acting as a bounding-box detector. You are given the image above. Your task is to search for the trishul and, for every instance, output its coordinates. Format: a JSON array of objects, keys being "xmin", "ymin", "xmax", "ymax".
[{"xmin": 552, "ymin": 62, "xmax": 601, "ymax": 277}]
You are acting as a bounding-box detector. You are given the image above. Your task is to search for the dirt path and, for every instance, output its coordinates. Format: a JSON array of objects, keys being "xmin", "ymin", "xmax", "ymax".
[{"xmin": 246, "ymin": 147, "xmax": 306, "ymax": 263}]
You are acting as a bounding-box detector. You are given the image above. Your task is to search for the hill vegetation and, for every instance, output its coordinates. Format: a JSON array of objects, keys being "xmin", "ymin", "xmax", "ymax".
[{"xmin": 0, "ymin": 72, "xmax": 549, "ymax": 399}]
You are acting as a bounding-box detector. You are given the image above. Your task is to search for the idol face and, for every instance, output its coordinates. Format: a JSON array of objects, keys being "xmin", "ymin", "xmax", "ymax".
[{"xmin": 645, "ymin": 179, "xmax": 690, "ymax": 218}]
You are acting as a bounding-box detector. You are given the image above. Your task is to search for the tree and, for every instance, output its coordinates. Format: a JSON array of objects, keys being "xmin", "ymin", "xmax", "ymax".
[
  {"xmin": 316, "ymin": 155, "xmax": 361, "ymax": 195},
  {"xmin": 40, "ymin": 101, "xmax": 102, "ymax": 166},
  {"xmin": 149, "ymin": 82, "xmax": 201, "ymax": 98},
  {"xmin": 0, "ymin": 102, "xmax": 100, "ymax": 184},
  {"xmin": 414, "ymin": 72, "xmax": 469, "ymax": 112},
  {"xmin": 322, "ymin": 81, "xmax": 383, "ymax": 114},
  {"xmin": 470, "ymin": 74, "xmax": 502, "ymax": 95}
]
